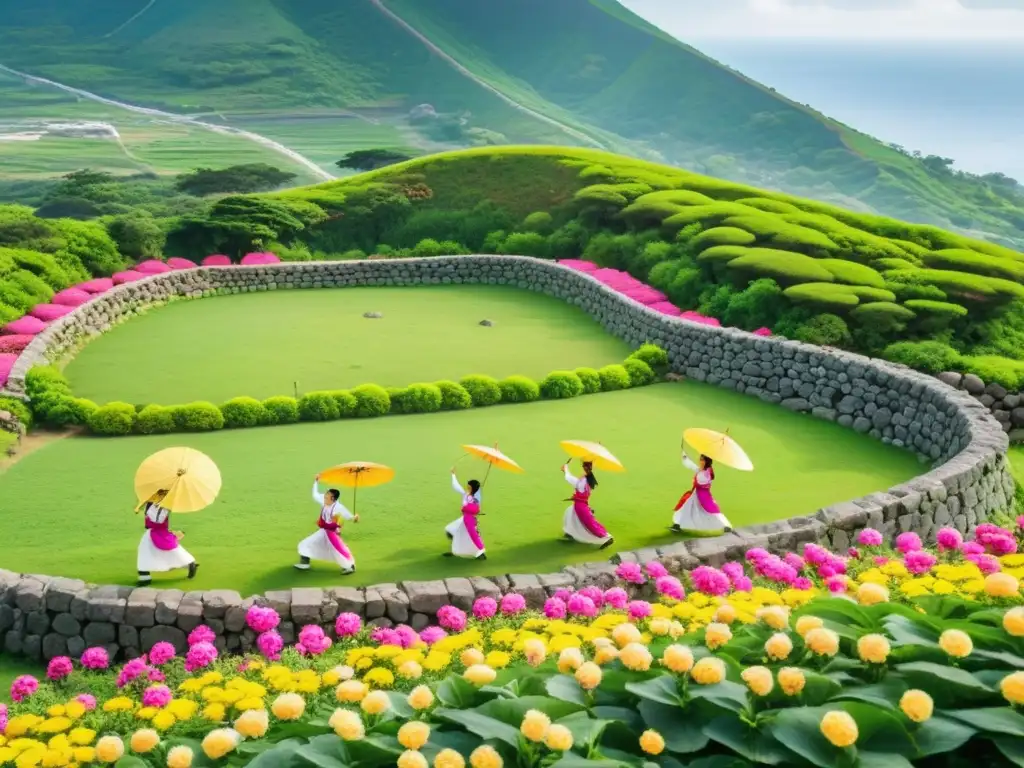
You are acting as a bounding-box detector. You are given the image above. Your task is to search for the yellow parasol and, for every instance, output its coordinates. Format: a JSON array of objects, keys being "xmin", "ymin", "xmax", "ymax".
[
  {"xmin": 134, "ymin": 447, "xmax": 222, "ymax": 513},
  {"xmin": 319, "ymin": 461, "xmax": 395, "ymax": 514},
  {"xmin": 683, "ymin": 428, "xmax": 754, "ymax": 471},
  {"xmin": 560, "ymin": 440, "xmax": 625, "ymax": 473},
  {"xmin": 461, "ymin": 445, "xmax": 525, "ymax": 475}
]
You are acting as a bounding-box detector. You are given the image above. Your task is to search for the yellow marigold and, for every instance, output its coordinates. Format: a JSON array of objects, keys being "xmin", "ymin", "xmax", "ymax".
[
  {"xmin": 152, "ymin": 711, "xmax": 177, "ymax": 732},
  {"xmin": 690, "ymin": 657, "xmax": 726, "ymax": 685},
  {"xmin": 64, "ymin": 701, "xmax": 86, "ymax": 721},
  {"xmin": 1004, "ymin": 607, "xmax": 1024, "ymax": 637},
  {"xmin": 857, "ymin": 582, "xmax": 890, "ymax": 606},
  {"xmin": 45, "ymin": 705, "xmax": 65, "ymax": 718},
  {"xmin": 94, "ymin": 735, "xmax": 124, "ymax": 763},
  {"xmin": 234, "ymin": 709, "xmax": 269, "ymax": 740},
  {"xmin": 485, "ymin": 650, "xmax": 511, "ymax": 669},
  {"xmin": 764, "ymin": 632, "xmax": 793, "ymax": 661},
  {"xmin": 544, "ymin": 724, "xmax": 574, "ymax": 751},
  {"xmin": 741, "ymin": 666, "xmax": 774, "ymax": 697},
  {"xmin": 704, "ymin": 622, "xmax": 732, "ymax": 650},
  {"xmin": 202, "ymin": 703, "xmax": 226, "ymax": 723},
  {"xmin": 73, "ymin": 747, "xmax": 97, "ymax": 765},
  {"xmin": 490, "ymin": 628, "xmax": 517, "ymax": 647},
  {"xmin": 329, "ymin": 709, "xmax": 365, "ymax": 741},
  {"xmin": 820, "ymin": 711, "xmax": 858, "ymax": 748},
  {"xmin": 270, "ymin": 693, "xmax": 305, "ymax": 721},
  {"xmin": 336, "ymin": 680, "xmax": 369, "ymax": 703},
  {"xmin": 234, "ymin": 696, "xmax": 264, "ymax": 712},
  {"xmin": 67, "ymin": 729, "xmax": 94, "ymax": 747},
  {"xmin": 639, "ymin": 729, "xmax": 665, "ymax": 755},
  {"xmin": 364, "ymin": 667, "xmax": 396, "ymax": 688},
  {"xmin": 407, "ymin": 685, "xmax": 435, "ymax": 711},
  {"xmin": 575, "ymin": 661, "xmax": 602, "ymax": 691},
  {"xmin": 102, "ymin": 697, "xmax": 134, "ymax": 713},
  {"xmin": 470, "ymin": 744, "xmax": 503, "ymax": 768},
  {"xmin": 620, "ymin": 642, "xmax": 653, "ymax": 672},
  {"xmin": 900, "ymin": 690, "xmax": 934, "ymax": 723},
  {"xmin": 932, "ymin": 580, "xmax": 955, "ymax": 595},
  {"xmin": 986, "ymin": 572, "xmax": 1021, "ymax": 598},
  {"xmin": 856, "ymin": 634, "xmax": 891, "ymax": 664},
  {"xmin": 360, "ymin": 690, "xmax": 391, "ymax": 716},
  {"xmin": 805, "ymin": 627, "xmax": 840, "ymax": 657},
  {"xmin": 435, "ymin": 747, "xmax": 466, "ymax": 768},
  {"xmin": 794, "ymin": 615, "xmax": 823, "ymax": 638},
  {"xmin": 523, "ymin": 638, "xmax": 547, "ymax": 667},
  {"xmin": 688, "ymin": 592, "xmax": 711, "ymax": 608},
  {"xmin": 1001, "ymin": 672, "xmax": 1024, "ymax": 705},
  {"xmin": 662, "ymin": 644, "xmax": 694, "ymax": 674},
  {"xmin": 460, "ymin": 648, "xmax": 485, "ymax": 667},
  {"xmin": 398, "ymin": 721, "xmax": 431, "ymax": 750},
  {"xmin": 398, "ymin": 750, "xmax": 429, "ymax": 768},
  {"xmin": 167, "ymin": 699, "xmax": 198, "ymax": 721},
  {"xmin": 939, "ymin": 629, "xmax": 973, "ymax": 658},
  {"xmin": 201, "ymin": 728, "xmax": 241, "ymax": 760},
  {"xmin": 128, "ymin": 728, "xmax": 159, "ymax": 754},
  {"xmin": 778, "ymin": 667, "xmax": 806, "ymax": 696},
  {"xmin": 557, "ymin": 647, "xmax": 584, "ymax": 673},
  {"xmin": 136, "ymin": 706, "xmax": 158, "ymax": 720},
  {"xmin": 612, "ymin": 623, "xmax": 643, "ymax": 648},
  {"xmin": 520, "ymin": 710, "xmax": 551, "ymax": 742},
  {"xmin": 714, "ymin": 604, "xmax": 737, "ymax": 625},
  {"xmin": 756, "ymin": 606, "xmax": 789, "ymax": 631},
  {"xmin": 881, "ymin": 560, "xmax": 909, "ymax": 578}
]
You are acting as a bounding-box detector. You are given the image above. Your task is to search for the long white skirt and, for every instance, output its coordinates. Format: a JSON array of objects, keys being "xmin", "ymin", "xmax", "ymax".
[
  {"xmin": 137, "ymin": 532, "xmax": 194, "ymax": 572},
  {"xmin": 673, "ymin": 496, "xmax": 732, "ymax": 532},
  {"xmin": 298, "ymin": 530, "xmax": 355, "ymax": 570},
  {"xmin": 445, "ymin": 517, "xmax": 485, "ymax": 558},
  {"xmin": 562, "ymin": 505, "xmax": 611, "ymax": 545}
]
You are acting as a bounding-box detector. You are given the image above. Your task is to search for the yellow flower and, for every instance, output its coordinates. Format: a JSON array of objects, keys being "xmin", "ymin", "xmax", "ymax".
[
  {"xmin": 612, "ymin": 623, "xmax": 643, "ymax": 648},
  {"xmin": 95, "ymin": 735, "xmax": 124, "ymax": 763},
  {"xmin": 64, "ymin": 702, "xmax": 85, "ymax": 721},
  {"xmin": 620, "ymin": 643, "xmax": 653, "ymax": 672},
  {"xmin": 764, "ymin": 633, "xmax": 793, "ymax": 661},
  {"xmin": 704, "ymin": 622, "xmax": 732, "ymax": 650},
  {"xmin": 520, "ymin": 710, "xmax": 551, "ymax": 742},
  {"xmin": 794, "ymin": 615, "xmax": 823, "ymax": 638},
  {"xmin": 485, "ymin": 651, "xmax": 511, "ymax": 669},
  {"xmin": 361, "ymin": 690, "xmax": 391, "ymax": 716},
  {"xmin": 714, "ymin": 604, "xmax": 737, "ymax": 624},
  {"xmin": 523, "ymin": 638, "xmax": 547, "ymax": 667},
  {"xmin": 102, "ymin": 697, "xmax": 134, "ymax": 713},
  {"xmin": 857, "ymin": 634, "xmax": 891, "ymax": 664},
  {"xmin": 234, "ymin": 697, "xmax": 264, "ymax": 712},
  {"xmin": 464, "ymin": 665, "xmax": 497, "ymax": 687},
  {"xmin": 544, "ymin": 724, "xmax": 574, "ymax": 751},
  {"xmin": 778, "ymin": 667, "xmax": 806, "ymax": 696},
  {"xmin": 900, "ymin": 690, "xmax": 934, "ymax": 723},
  {"xmin": 364, "ymin": 667, "xmax": 396, "ymax": 688},
  {"xmin": 639, "ymin": 729, "xmax": 665, "ymax": 755},
  {"xmin": 73, "ymin": 747, "xmax": 96, "ymax": 765},
  {"xmin": 67, "ymin": 729, "xmax": 94, "ymax": 747},
  {"xmin": 337, "ymin": 680, "xmax": 369, "ymax": 703},
  {"xmin": 557, "ymin": 647, "xmax": 584, "ymax": 673},
  {"xmin": 329, "ymin": 709, "xmax": 365, "ymax": 741},
  {"xmin": 45, "ymin": 706, "xmax": 65, "ymax": 718},
  {"xmin": 202, "ymin": 703, "xmax": 226, "ymax": 723},
  {"xmin": 271, "ymin": 693, "xmax": 305, "ymax": 721},
  {"xmin": 150, "ymin": 711, "xmax": 176, "ymax": 732},
  {"xmin": 690, "ymin": 657, "xmax": 726, "ymax": 685},
  {"xmin": 136, "ymin": 707, "xmax": 158, "ymax": 721},
  {"xmin": 201, "ymin": 729, "xmax": 241, "ymax": 760},
  {"xmin": 408, "ymin": 685, "xmax": 435, "ymax": 711},
  {"xmin": 234, "ymin": 709, "xmax": 269, "ymax": 739},
  {"xmin": 470, "ymin": 744, "xmax": 503, "ymax": 768},
  {"xmin": 741, "ymin": 666, "xmax": 774, "ymax": 696},
  {"xmin": 662, "ymin": 644, "xmax": 694, "ymax": 673},
  {"xmin": 820, "ymin": 711, "xmax": 858, "ymax": 748},
  {"xmin": 593, "ymin": 645, "xmax": 619, "ymax": 666},
  {"xmin": 129, "ymin": 729, "xmax": 159, "ymax": 754},
  {"xmin": 756, "ymin": 606, "xmax": 789, "ymax": 631},
  {"xmin": 1004, "ymin": 607, "xmax": 1024, "ymax": 637},
  {"xmin": 575, "ymin": 661, "xmax": 602, "ymax": 691},
  {"xmin": 397, "ymin": 661, "xmax": 423, "ymax": 680},
  {"xmin": 398, "ymin": 750, "xmax": 429, "ymax": 768},
  {"xmin": 857, "ymin": 583, "xmax": 890, "ymax": 606},
  {"xmin": 985, "ymin": 572, "xmax": 1020, "ymax": 598},
  {"xmin": 1001, "ymin": 672, "xmax": 1024, "ymax": 705},
  {"xmin": 805, "ymin": 628, "xmax": 840, "ymax": 657},
  {"xmin": 460, "ymin": 648, "xmax": 485, "ymax": 667},
  {"xmin": 434, "ymin": 748, "xmax": 466, "ymax": 768},
  {"xmin": 398, "ymin": 721, "xmax": 431, "ymax": 750},
  {"xmin": 939, "ymin": 629, "xmax": 973, "ymax": 658},
  {"xmin": 167, "ymin": 699, "xmax": 198, "ymax": 721}
]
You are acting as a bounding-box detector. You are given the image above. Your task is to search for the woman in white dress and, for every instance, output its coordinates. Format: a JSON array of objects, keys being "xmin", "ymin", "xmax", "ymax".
[
  {"xmin": 295, "ymin": 475, "xmax": 358, "ymax": 573},
  {"xmin": 561, "ymin": 460, "xmax": 614, "ymax": 549},
  {"xmin": 137, "ymin": 491, "xmax": 198, "ymax": 585},
  {"xmin": 671, "ymin": 453, "xmax": 732, "ymax": 534},
  {"xmin": 444, "ymin": 471, "xmax": 486, "ymax": 559}
]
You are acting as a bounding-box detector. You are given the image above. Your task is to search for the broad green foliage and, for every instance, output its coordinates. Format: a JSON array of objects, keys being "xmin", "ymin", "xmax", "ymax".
[
  {"xmin": 689, "ymin": 227, "xmax": 757, "ymax": 252},
  {"xmin": 818, "ymin": 259, "xmax": 886, "ymax": 288},
  {"xmin": 727, "ymin": 249, "xmax": 836, "ymax": 285},
  {"xmin": 784, "ymin": 283, "xmax": 861, "ymax": 311}
]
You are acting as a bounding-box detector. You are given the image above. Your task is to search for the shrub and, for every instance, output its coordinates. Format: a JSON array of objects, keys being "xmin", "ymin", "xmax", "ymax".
[
  {"xmin": 904, "ymin": 299, "xmax": 969, "ymax": 319},
  {"xmin": 329, "ymin": 391, "xmax": 357, "ymax": 417},
  {"xmin": 818, "ymin": 259, "xmax": 886, "ymax": 288},
  {"xmin": 522, "ymin": 211, "xmax": 554, "ymax": 234},
  {"xmin": 42, "ymin": 396, "xmax": 97, "ymax": 427},
  {"xmin": 500, "ymin": 375, "xmax": 541, "ymax": 403},
  {"xmin": 884, "ymin": 268, "xmax": 1024, "ymax": 302},
  {"xmin": 628, "ymin": 343, "xmax": 669, "ymax": 371},
  {"xmin": 783, "ymin": 283, "xmax": 860, "ymax": 311},
  {"xmin": 539, "ymin": 371, "xmax": 584, "ymax": 399},
  {"xmin": 960, "ymin": 355, "xmax": 1024, "ymax": 391},
  {"xmin": 723, "ymin": 279, "xmax": 786, "ymax": 329},
  {"xmin": 352, "ymin": 384, "xmax": 391, "ymax": 417},
  {"xmin": 500, "ymin": 232, "xmax": 548, "ymax": 258},
  {"xmin": 435, "ymin": 380, "xmax": 472, "ymax": 410},
  {"xmin": 135, "ymin": 405, "xmax": 176, "ymax": 435},
  {"xmin": 689, "ymin": 227, "xmax": 756, "ymax": 252},
  {"xmin": 883, "ymin": 341, "xmax": 962, "ymax": 374},
  {"xmin": 386, "ymin": 387, "xmax": 410, "ymax": 414},
  {"xmin": 845, "ymin": 286, "xmax": 897, "ymax": 303},
  {"xmin": 624, "ymin": 358, "xmax": 656, "ymax": 386},
  {"xmin": 794, "ymin": 314, "xmax": 851, "ymax": 347},
  {"xmin": 851, "ymin": 302, "xmax": 916, "ymax": 331},
  {"xmin": 734, "ymin": 197, "xmax": 801, "ymax": 213},
  {"xmin": 574, "ymin": 367, "xmax": 601, "ymax": 394},
  {"xmin": 87, "ymin": 402, "xmax": 136, "ymax": 436},
  {"xmin": 727, "ymin": 249, "xmax": 835, "ymax": 285},
  {"xmin": 25, "ymin": 365, "xmax": 71, "ymax": 400},
  {"xmin": 402, "ymin": 383, "xmax": 443, "ymax": 413},
  {"xmin": 173, "ymin": 402, "xmax": 224, "ymax": 432},
  {"xmin": 723, "ymin": 215, "xmax": 839, "ymax": 253},
  {"xmin": 922, "ymin": 249, "xmax": 1024, "ymax": 282},
  {"xmin": 263, "ymin": 396, "xmax": 299, "ymax": 424},
  {"xmin": 459, "ymin": 375, "xmax": 502, "ymax": 407},
  {"xmin": 697, "ymin": 245, "xmax": 748, "ymax": 265},
  {"xmin": 875, "ymin": 257, "xmax": 920, "ymax": 271},
  {"xmin": 298, "ymin": 392, "xmax": 340, "ymax": 422},
  {"xmin": 220, "ymin": 397, "xmax": 268, "ymax": 429},
  {"xmin": 598, "ymin": 364, "xmax": 631, "ymax": 391},
  {"xmin": 0, "ymin": 396, "xmax": 32, "ymax": 429},
  {"xmin": 885, "ymin": 280, "xmax": 947, "ymax": 301}
]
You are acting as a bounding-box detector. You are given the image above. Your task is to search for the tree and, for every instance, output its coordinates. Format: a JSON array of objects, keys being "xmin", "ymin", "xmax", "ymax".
[
  {"xmin": 175, "ymin": 164, "xmax": 298, "ymax": 196},
  {"xmin": 336, "ymin": 149, "xmax": 414, "ymax": 172},
  {"xmin": 105, "ymin": 214, "xmax": 166, "ymax": 260}
]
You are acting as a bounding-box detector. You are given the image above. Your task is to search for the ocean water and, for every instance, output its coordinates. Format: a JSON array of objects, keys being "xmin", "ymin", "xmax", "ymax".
[{"xmin": 693, "ymin": 40, "xmax": 1024, "ymax": 181}]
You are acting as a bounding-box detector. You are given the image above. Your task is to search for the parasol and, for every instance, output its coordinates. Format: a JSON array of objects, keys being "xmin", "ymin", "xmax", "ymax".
[
  {"xmin": 683, "ymin": 428, "xmax": 754, "ymax": 471},
  {"xmin": 134, "ymin": 447, "xmax": 222, "ymax": 513},
  {"xmin": 456, "ymin": 443, "xmax": 524, "ymax": 487},
  {"xmin": 559, "ymin": 440, "xmax": 625, "ymax": 472},
  {"xmin": 319, "ymin": 461, "xmax": 395, "ymax": 514}
]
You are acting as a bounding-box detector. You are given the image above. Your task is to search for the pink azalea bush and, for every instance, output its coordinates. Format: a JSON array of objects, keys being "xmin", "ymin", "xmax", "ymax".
[
  {"xmin": 46, "ymin": 657, "xmax": 73, "ymax": 681},
  {"xmin": 334, "ymin": 612, "xmax": 362, "ymax": 637},
  {"xmin": 188, "ymin": 625, "xmax": 216, "ymax": 646},
  {"xmin": 0, "ymin": 334, "xmax": 33, "ymax": 353},
  {"xmin": 142, "ymin": 684, "xmax": 172, "ymax": 708},
  {"xmin": 116, "ymin": 657, "xmax": 154, "ymax": 688},
  {"xmin": 603, "ymin": 587, "xmax": 629, "ymax": 609},
  {"xmin": 246, "ymin": 605, "xmax": 281, "ymax": 633},
  {"xmin": 80, "ymin": 647, "xmax": 109, "ymax": 670},
  {"xmin": 419, "ymin": 626, "xmax": 447, "ymax": 645},
  {"xmin": 500, "ymin": 593, "xmax": 526, "ymax": 614},
  {"xmin": 655, "ymin": 576, "xmax": 685, "ymax": 600},
  {"xmin": 937, "ymin": 527, "xmax": 964, "ymax": 552},
  {"xmin": 437, "ymin": 605, "xmax": 468, "ymax": 631},
  {"xmin": 298, "ymin": 625, "xmax": 332, "ymax": 656},
  {"xmin": 857, "ymin": 528, "xmax": 884, "ymax": 547},
  {"xmin": 904, "ymin": 550, "xmax": 937, "ymax": 575},
  {"xmin": 75, "ymin": 694, "xmax": 96, "ymax": 711},
  {"xmin": 896, "ymin": 532, "xmax": 923, "ymax": 554},
  {"xmin": 257, "ymin": 630, "xmax": 284, "ymax": 661},
  {"xmin": 10, "ymin": 675, "xmax": 38, "ymax": 703},
  {"xmin": 148, "ymin": 642, "xmax": 176, "ymax": 666},
  {"xmin": 544, "ymin": 597, "xmax": 567, "ymax": 619},
  {"xmin": 473, "ymin": 597, "xmax": 497, "ymax": 619},
  {"xmin": 627, "ymin": 600, "xmax": 652, "ymax": 621},
  {"xmin": 615, "ymin": 562, "xmax": 645, "ymax": 585},
  {"xmin": 184, "ymin": 642, "xmax": 218, "ymax": 672},
  {"xmin": 691, "ymin": 566, "xmax": 730, "ymax": 596},
  {"xmin": 567, "ymin": 594, "xmax": 597, "ymax": 617}
]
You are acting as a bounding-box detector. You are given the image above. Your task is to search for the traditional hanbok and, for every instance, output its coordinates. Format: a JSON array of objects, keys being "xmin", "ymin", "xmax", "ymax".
[
  {"xmin": 562, "ymin": 467, "xmax": 613, "ymax": 547},
  {"xmin": 445, "ymin": 473, "xmax": 485, "ymax": 558},
  {"xmin": 297, "ymin": 480, "xmax": 356, "ymax": 572},
  {"xmin": 672, "ymin": 455, "xmax": 731, "ymax": 533},
  {"xmin": 137, "ymin": 503, "xmax": 195, "ymax": 580}
]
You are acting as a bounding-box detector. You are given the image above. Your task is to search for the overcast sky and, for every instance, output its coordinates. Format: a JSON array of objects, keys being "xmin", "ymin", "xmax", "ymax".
[{"xmin": 619, "ymin": 0, "xmax": 1024, "ymax": 40}]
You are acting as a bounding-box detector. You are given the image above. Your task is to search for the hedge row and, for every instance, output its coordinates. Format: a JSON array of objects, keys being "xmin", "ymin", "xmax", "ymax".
[{"xmin": 25, "ymin": 345, "xmax": 669, "ymax": 437}]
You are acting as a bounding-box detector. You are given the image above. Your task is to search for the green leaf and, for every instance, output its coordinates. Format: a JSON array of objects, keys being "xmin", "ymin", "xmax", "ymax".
[
  {"xmin": 245, "ymin": 740, "xmax": 303, "ymax": 768},
  {"xmin": 910, "ymin": 715, "xmax": 976, "ymax": 757},
  {"xmin": 274, "ymin": 721, "xmax": 332, "ymax": 739},
  {"xmin": 687, "ymin": 680, "xmax": 749, "ymax": 713},
  {"xmin": 794, "ymin": 598, "xmax": 876, "ymax": 630},
  {"xmin": 703, "ymin": 714, "xmax": 791, "ymax": 765},
  {"xmin": 893, "ymin": 661, "xmax": 995, "ymax": 705},
  {"xmin": 557, "ymin": 711, "xmax": 613, "ymax": 748},
  {"xmin": 799, "ymin": 671, "xmax": 844, "ymax": 707},
  {"xmin": 947, "ymin": 707, "xmax": 1024, "ymax": 738},
  {"xmin": 420, "ymin": 730, "xmax": 481, "ymax": 760},
  {"xmin": 437, "ymin": 676, "xmax": 479, "ymax": 709},
  {"xmin": 830, "ymin": 678, "xmax": 908, "ymax": 709},
  {"xmin": 346, "ymin": 736, "xmax": 404, "ymax": 767},
  {"xmin": 836, "ymin": 701, "xmax": 916, "ymax": 757},
  {"xmin": 236, "ymin": 741, "xmax": 279, "ymax": 756},
  {"xmin": 385, "ymin": 691, "xmax": 417, "ymax": 718},
  {"xmin": 550, "ymin": 754, "xmax": 631, "ymax": 768},
  {"xmin": 686, "ymin": 759, "xmax": 755, "ymax": 768},
  {"xmin": 476, "ymin": 695, "xmax": 584, "ymax": 725},
  {"xmin": 883, "ymin": 615, "xmax": 938, "ymax": 648},
  {"xmin": 994, "ymin": 736, "xmax": 1024, "ymax": 767},
  {"xmin": 547, "ymin": 674, "xmax": 589, "ymax": 706},
  {"xmin": 625, "ymin": 675, "xmax": 682, "ymax": 706},
  {"xmin": 637, "ymin": 699, "xmax": 710, "ymax": 754},
  {"xmin": 114, "ymin": 759, "xmax": 149, "ymax": 768},
  {"xmin": 856, "ymin": 754, "xmax": 914, "ymax": 768},
  {"xmin": 592, "ymin": 706, "xmax": 644, "ymax": 731},
  {"xmin": 433, "ymin": 708, "xmax": 521, "ymax": 747},
  {"xmin": 766, "ymin": 707, "xmax": 849, "ymax": 768}
]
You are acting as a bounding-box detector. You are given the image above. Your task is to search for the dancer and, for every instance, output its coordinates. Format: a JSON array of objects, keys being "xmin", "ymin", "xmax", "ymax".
[
  {"xmin": 445, "ymin": 469, "xmax": 486, "ymax": 559},
  {"xmin": 137, "ymin": 490, "xmax": 198, "ymax": 586},
  {"xmin": 561, "ymin": 459, "xmax": 614, "ymax": 549},
  {"xmin": 296, "ymin": 474, "xmax": 358, "ymax": 573},
  {"xmin": 671, "ymin": 452, "xmax": 732, "ymax": 534}
]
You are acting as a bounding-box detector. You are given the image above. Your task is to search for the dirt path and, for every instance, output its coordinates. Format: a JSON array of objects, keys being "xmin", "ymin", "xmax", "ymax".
[{"xmin": 0, "ymin": 429, "xmax": 78, "ymax": 473}]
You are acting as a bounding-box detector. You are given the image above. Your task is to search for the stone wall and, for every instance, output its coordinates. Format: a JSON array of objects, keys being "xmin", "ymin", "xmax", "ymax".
[
  {"xmin": 936, "ymin": 371, "xmax": 1024, "ymax": 444},
  {"xmin": 0, "ymin": 256, "xmax": 1016, "ymax": 662}
]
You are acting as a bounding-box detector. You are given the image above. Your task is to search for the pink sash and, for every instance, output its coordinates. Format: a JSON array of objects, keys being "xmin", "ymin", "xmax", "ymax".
[
  {"xmin": 145, "ymin": 516, "xmax": 179, "ymax": 551},
  {"xmin": 570, "ymin": 487, "xmax": 608, "ymax": 538},
  {"xmin": 460, "ymin": 501, "xmax": 484, "ymax": 550},
  {"xmin": 674, "ymin": 476, "xmax": 720, "ymax": 515},
  {"xmin": 318, "ymin": 512, "xmax": 352, "ymax": 559}
]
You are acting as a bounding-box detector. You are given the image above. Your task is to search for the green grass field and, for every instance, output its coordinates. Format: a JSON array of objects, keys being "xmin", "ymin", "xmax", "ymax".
[{"xmin": 65, "ymin": 285, "xmax": 632, "ymax": 403}]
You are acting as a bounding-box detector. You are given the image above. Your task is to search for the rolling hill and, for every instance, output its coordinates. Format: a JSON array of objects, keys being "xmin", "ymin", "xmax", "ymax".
[{"xmin": 0, "ymin": 0, "xmax": 1021, "ymax": 248}]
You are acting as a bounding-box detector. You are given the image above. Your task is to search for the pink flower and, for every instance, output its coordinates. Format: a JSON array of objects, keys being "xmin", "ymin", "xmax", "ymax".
[
  {"xmin": 246, "ymin": 605, "xmax": 281, "ymax": 633},
  {"xmin": 335, "ymin": 612, "xmax": 362, "ymax": 637},
  {"xmin": 904, "ymin": 550, "xmax": 937, "ymax": 575},
  {"xmin": 472, "ymin": 597, "xmax": 497, "ymax": 619},
  {"xmin": 967, "ymin": 553, "xmax": 1001, "ymax": 575},
  {"xmin": 578, "ymin": 586, "xmax": 605, "ymax": 607},
  {"xmin": 500, "ymin": 593, "xmax": 527, "ymax": 615},
  {"xmin": 149, "ymin": 670, "xmax": 166, "ymax": 683},
  {"xmin": 552, "ymin": 589, "xmax": 574, "ymax": 603},
  {"xmin": 794, "ymin": 577, "xmax": 813, "ymax": 591},
  {"xmin": 645, "ymin": 561, "xmax": 669, "ymax": 579},
  {"xmin": 76, "ymin": 694, "xmax": 96, "ymax": 711},
  {"xmin": 0, "ymin": 703, "xmax": 6, "ymax": 735},
  {"xmin": 116, "ymin": 658, "xmax": 151, "ymax": 688},
  {"xmin": 395, "ymin": 625, "xmax": 419, "ymax": 648},
  {"xmin": 655, "ymin": 576, "xmax": 685, "ymax": 600},
  {"xmin": 46, "ymin": 656, "xmax": 73, "ymax": 681},
  {"xmin": 371, "ymin": 627, "xmax": 402, "ymax": 647},
  {"xmin": 936, "ymin": 527, "xmax": 963, "ymax": 552},
  {"xmin": 847, "ymin": 547, "xmax": 860, "ymax": 559},
  {"xmin": 142, "ymin": 684, "xmax": 171, "ymax": 708},
  {"xmin": 567, "ymin": 594, "xmax": 597, "ymax": 617},
  {"xmin": 148, "ymin": 642, "xmax": 176, "ymax": 666},
  {"xmin": 745, "ymin": 548, "xmax": 770, "ymax": 563},
  {"xmin": 419, "ymin": 627, "xmax": 447, "ymax": 645},
  {"xmin": 721, "ymin": 562, "xmax": 745, "ymax": 582},
  {"xmin": 603, "ymin": 587, "xmax": 628, "ymax": 609},
  {"xmin": 1017, "ymin": 516, "xmax": 1024, "ymax": 530},
  {"xmin": 628, "ymin": 600, "xmax": 653, "ymax": 621},
  {"xmin": 256, "ymin": 630, "xmax": 283, "ymax": 661},
  {"xmin": 826, "ymin": 576, "xmax": 847, "ymax": 593},
  {"xmin": 691, "ymin": 566, "xmax": 730, "ymax": 597},
  {"xmin": 961, "ymin": 541, "xmax": 985, "ymax": 556},
  {"xmin": 298, "ymin": 625, "xmax": 332, "ymax": 656},
  {"xmin": 732, "ymin": 575, "xmax": 753, "ymax": 592},
  {"xmin": 985, "ymin": 534, "xmax": 1018, "ymax": 556},
  {"xmin": 544, "ymin": 597, "xmax": 567, "ymax": 619},
  {"xmin": 437, "ymin": 605, "xmax": 468, "ymax": 631},
  {"xmin": 818, "ymin": 565, "xmax": 836, "ymax": 579},
  {"xmin": 826, "ymin": 556, "xmax": 847, "ymax": 575},
  {"xmin": 873, "ymin": 556, "xmax": 890, "ymax": 566},
  {"xmin": 803, "ymin": 543, "xmax": 830, "ymax": 565},
  {"xmin": 896, "ymin": 532, "xmax": 922, "ymax": 554},
  {"xmin": 857, "ymin": 528, "xmax": 884, "ymax": 547},
  {"xmin": 185, "ymin": 642, "xmax": 218, "ymax": 672},
  {"xmin": 10, "ymin": 675, "xmax": 38, "ymax": 703},
  {"xmin": 188, "ymin": 625, "xmax": 216, "ymax": 646},
  {"xmin": 784, "ymin": 553, "xmax": 806, "ymax": 571},
  {"xmin": 615, "ymin": 562, "xmax": 645, "ymax": 585},
  {"xmin": 80, "ymin": 647, "xmax": 109, "ymax": 670},
  {"xmin": 294, "ymin": 643, "xmax": 308, "ymax": 655}
]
